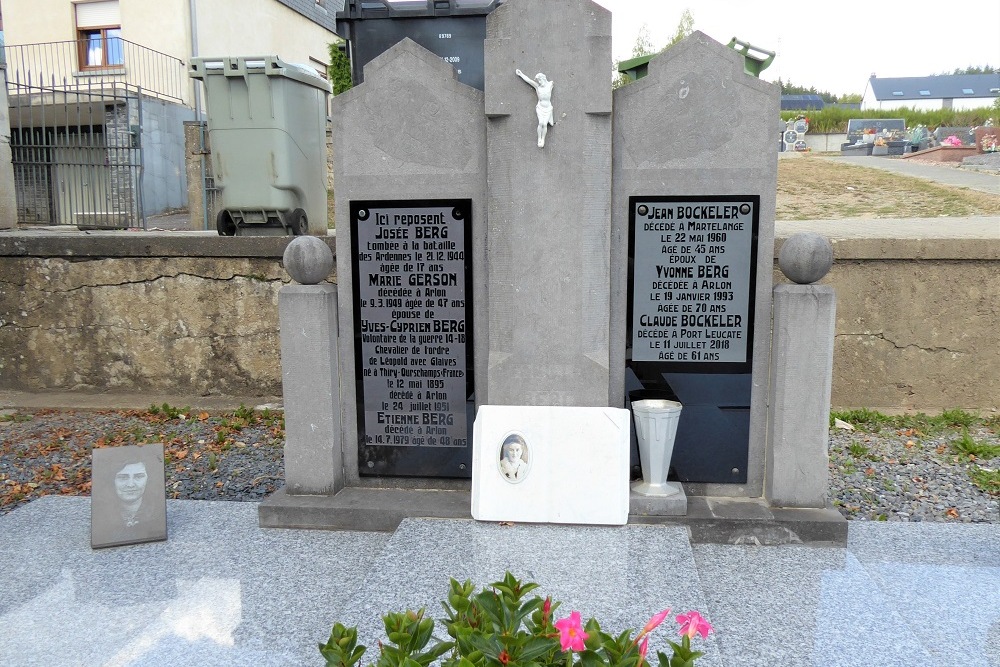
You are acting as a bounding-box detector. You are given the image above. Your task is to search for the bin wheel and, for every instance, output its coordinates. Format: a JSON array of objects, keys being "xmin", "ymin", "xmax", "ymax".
[
  {"xmin": 217, "ymin": 210, "xmax": 237, "ymax": 236},
  {"xmin": 287, "ymin": 208, "xmax": 308, "ymax": 236}
]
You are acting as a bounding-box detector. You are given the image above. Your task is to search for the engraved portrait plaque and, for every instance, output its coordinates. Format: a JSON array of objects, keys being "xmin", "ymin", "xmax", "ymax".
[{"xmin": 91, "ymin": 443, "xmax": 167, "ymax": 549}]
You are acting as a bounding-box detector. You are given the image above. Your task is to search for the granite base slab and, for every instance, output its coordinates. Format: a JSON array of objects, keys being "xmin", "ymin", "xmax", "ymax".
[
  {"xmin": 629, "ymin": 483, "xmax": 687, "ymax": 516},
  {"xmin": 260, "ymin": 486, "xmax": 847, "ymax": 545},
  {"xmin": 334, "ymin": 518, "xmax": 724, "ymax": 667},
  {"xmin": 0, "ymin": 495, "xmax": 389, "ymax": 667}
]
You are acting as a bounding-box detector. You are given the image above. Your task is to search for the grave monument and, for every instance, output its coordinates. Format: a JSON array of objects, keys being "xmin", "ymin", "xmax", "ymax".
[{"xmin": 260, "ymin": 0, "xmax": 840, "ymax": 538}]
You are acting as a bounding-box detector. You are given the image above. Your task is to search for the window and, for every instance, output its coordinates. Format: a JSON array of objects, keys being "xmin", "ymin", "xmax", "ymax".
[
  {"xmin": 962, "ymin": 88, "xmax": 974, "ymax": 94},
  {"xmin": 919, "ymin": 90, "xmax": 931, "ymax": 96},
  {"xmin": 76, "ymin": 1, "xmax": 123, "ymax": 69}
]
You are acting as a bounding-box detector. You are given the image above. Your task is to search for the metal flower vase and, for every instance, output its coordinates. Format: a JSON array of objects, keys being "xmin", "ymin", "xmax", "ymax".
[{"xmin": 631, "ymin": 399, "xmax": 683, "ymax": 497}]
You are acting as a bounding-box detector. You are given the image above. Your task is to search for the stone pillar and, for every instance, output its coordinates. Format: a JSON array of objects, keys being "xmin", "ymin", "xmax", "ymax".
[
  {"xmin": 766, "ymin": 233, "xmax": 836, "ymax": 508},
  {"xmin": 0, "ymin": 65, "xmax": 17, "ymax": 230},
  {"xmin": 483, "ymin": 0, "xmax": 612, "ymax": 407},
  {"xmin": 279, "ymin": 238, "xmax": 343, "ymax": 495}
]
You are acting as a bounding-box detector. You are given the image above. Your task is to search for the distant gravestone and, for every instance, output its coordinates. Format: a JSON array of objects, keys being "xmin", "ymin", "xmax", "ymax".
[
  {"xmin": 933, "ymin": 126, "xmax": 975, "ymax": 145},
  {"xmin": 845, "ymin": 118, "xmax": 906, "ymax": 144}
]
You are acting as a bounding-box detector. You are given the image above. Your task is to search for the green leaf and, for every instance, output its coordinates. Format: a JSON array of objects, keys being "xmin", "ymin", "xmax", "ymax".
[
  {"xmin": 415, "ymin": 640, "xmax": 456, "ymax": 666},
  {"xmin": 519, "ymin": 637, "xmax": 559, "ymax": 662},
  {"xmin": 577, "ymin": 649, "xmax": 606, "ymax": 667},
  {"xmin": 410, "ymin": 618, "xmax": 435, "ymax": 651},
  {"xmin": 474, "ymin": 591, "xmax": 504, "ymax": 627},
  {"xmin": 388, "ymin": 631, "xmax": 412, "ymax": 646}
]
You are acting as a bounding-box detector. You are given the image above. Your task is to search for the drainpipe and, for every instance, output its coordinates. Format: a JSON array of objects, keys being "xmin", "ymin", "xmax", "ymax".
[
  {"xmin": 189, "ymin": 0, "xmax": 210, "ymax": 230},
  {"xmin": 190, "ymin": 0, "xmax": 201, "ymax": 120}
]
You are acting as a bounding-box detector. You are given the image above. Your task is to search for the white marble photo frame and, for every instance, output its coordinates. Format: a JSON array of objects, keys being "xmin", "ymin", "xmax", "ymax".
[
  {"xmin": 91, "ymin": 443, "xmax": 167, "ymax": 549},
  {"xmin": 472, "ymin": 405, "xmax": 631, "ymax": 525}
]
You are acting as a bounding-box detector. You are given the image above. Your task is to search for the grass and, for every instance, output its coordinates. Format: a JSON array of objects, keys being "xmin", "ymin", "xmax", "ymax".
[
  {"xmin": 831, "ymin": 408, "xmax": 1000, "ymax": 509},
  {"xmin": 776, "ymin": 156, "xmax": 1000, "ymax": 221},
  {"xmin": 0, "ymin": 413, "xmax": 33, "ymax": 423},
  {"xmin": 969, "ymin": 467, "xmax": 1000, "ymax": 496},
  {"xmin": 951, "ymin": 431, "xmax": 1000, "ymax": 459},
  {"xmin": 830, "ymin": 408, "xmax": 988, "ymax": 435}
]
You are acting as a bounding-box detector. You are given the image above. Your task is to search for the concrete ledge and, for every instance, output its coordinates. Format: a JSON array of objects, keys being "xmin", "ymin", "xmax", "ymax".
[
  {"xmin": 630, "ymin": 497, "xmax": 848, "ymax": 545},
  {"xmin": 0, "ymin": 231, "xmax": 336, "ymax": 258},
  {"xmin": 259, "ymin": 488, "xmax": 848, "ymax": 545},
  {"xmin": 258, "ymin": 487, "xmax": 474, "ymax": 532}
]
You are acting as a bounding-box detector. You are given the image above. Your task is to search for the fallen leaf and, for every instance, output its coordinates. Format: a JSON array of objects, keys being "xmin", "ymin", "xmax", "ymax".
[
  {"xmin": 499, "ymin": 521, "xmax": 514, "ymax": 527},
  {"xmin": 834, "ymin": 418, "xmax": 855, "ymax": 431},
  {"xmin": 905, "ymin": 440, "xmax": 915, "ymax": 449},
  {"xmin": 173, "ymin": 449, "xmax": 188, "ymax": 460},
  {"xmin": 865, "ymin": 468, "xmax": 875, "ymax": 477},
  {"xmin": 946, "ymin": 508, "xmax": 959, "ymax": 519},
  {"xmin": 198, "ymin": 412, "xmax": 210, "ymax": 421},
  {"xmin": 936, "ymin": 445, "xmax": 947, "ymax": 454}
]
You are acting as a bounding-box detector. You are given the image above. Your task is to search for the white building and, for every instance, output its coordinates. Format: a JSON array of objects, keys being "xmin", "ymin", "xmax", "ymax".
[{"xmin": 861, "ymin": 73, "xmax": 1000, "ymax": 111}]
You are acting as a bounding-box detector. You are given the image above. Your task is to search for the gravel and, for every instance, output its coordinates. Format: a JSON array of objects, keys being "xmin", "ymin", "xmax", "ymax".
[
  {"xmin": 828, "ymin": 419, "xmax": 999, "ymax": 523},
  {"xmin": 2, "ymin": 406, "xmax": 998, "ymax": 523}
]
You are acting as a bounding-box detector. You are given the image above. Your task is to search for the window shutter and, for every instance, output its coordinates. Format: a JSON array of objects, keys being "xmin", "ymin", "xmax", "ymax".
[{"xmin": 76, "ymin": 1, "xmax": 121, "ymax": 28}]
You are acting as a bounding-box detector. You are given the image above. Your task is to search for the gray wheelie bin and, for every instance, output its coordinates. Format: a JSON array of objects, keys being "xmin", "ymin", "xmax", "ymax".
[{"xmin": 190, "ymin": 56, "xmax": 331, "ymax": 236}]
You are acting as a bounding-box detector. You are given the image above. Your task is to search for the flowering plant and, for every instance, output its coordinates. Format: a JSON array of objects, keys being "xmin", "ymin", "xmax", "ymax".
[
  {"xmin": 941, "ymin": 135, "xmax": 963, "ymax": 147},
  {"xmin": 982, "ymin": 134, "xmax": 998, "ymax": 152},
  {"xmin": 320, "ymin": 572, "xmax": 713, "ymax": 667}
]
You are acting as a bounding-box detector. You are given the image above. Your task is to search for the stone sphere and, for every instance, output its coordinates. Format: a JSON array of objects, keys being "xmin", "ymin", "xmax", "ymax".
[
  {"xmin": 778, "ymin": 232, "xmax": 834, "ymax": 284},
  {"xmin": 283, "ymin": 236, "xmax": 333, "ymax": 285}
]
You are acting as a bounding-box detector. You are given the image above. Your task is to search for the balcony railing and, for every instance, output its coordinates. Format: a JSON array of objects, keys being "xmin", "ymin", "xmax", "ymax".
[{"xmin": 3, "ymin": 37, "xmax": 188, "ymax": 104}]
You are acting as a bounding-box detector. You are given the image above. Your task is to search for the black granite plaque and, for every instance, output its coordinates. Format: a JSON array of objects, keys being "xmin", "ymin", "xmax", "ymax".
[
  {"xmin": 351, "ymin": 200, "xmax": 474, "ymax": 477},
  {"xmin": 626, "ymin": 195, "xmax": 760, "ymax": 484},
  {"xmin": 629, "ymin": 196, "xmax": 758, "ymax": 373}
]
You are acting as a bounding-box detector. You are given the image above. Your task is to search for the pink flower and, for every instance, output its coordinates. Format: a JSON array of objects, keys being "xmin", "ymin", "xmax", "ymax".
[
  {"xmin": 638, "ymin": 635, "xmax": 649, "ymax": 663},
  {"xmin": 637, "ymin": 608, "xmax": 671, "ymax": 639},
  {"xmin": 554, "ymin": 611, "xmax": 589, "ymax": 652},
  {"xmin": 676, "ymin": 611, "xmax": 713, "ymax": 640}
]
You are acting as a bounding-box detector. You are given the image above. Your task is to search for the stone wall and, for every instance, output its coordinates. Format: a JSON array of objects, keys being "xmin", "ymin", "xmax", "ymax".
[
  {"xmin": 0, "ymin": 236, "xmax": 322, "ymax": 397},
  {"xmin": 0, "ymin": 233, "xmax": 997, "ymax": 411}
]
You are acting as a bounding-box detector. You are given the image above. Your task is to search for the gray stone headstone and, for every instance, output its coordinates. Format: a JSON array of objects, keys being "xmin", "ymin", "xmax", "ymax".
[
  {"xmin": 611, "ymin": 31, "xmax": 779, "ymax": 495},
  {"xmin": 483, "ymin": 0, "xmax": 613, "ymax": 407},
  {"xmin": 333, "ymin": 38, "xmax": 487, "ymax": 483}
]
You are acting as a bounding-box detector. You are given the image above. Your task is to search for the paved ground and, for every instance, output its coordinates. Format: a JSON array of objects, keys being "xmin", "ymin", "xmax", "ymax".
[
  {"xmin": 829, "ymin": 155, "xmax": 1000, "ymax": 196},
  {"xmin": 0, "ymin": 496, "xmax": 996, "ymax": 666}
]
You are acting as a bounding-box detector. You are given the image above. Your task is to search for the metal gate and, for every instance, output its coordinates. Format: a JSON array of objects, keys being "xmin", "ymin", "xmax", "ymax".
[{"xmin": 7, "ymin": 77, "xmax": 144, "ymax": 228}]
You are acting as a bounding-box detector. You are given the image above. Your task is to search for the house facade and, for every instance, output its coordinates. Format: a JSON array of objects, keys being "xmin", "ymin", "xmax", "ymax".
[
  {"xmin": 1, "ymin": 0, "xmax": 342, "ymax": 226},
  {"xmin": 861, "ymin": 73, "xmax": 1000, "ymax": 111}
]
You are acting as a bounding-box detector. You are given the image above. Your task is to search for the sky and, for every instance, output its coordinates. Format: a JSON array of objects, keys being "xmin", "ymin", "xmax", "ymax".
[{"xmin": 591, "ymin": 0, "xmax": 1000, "ymax": 96}]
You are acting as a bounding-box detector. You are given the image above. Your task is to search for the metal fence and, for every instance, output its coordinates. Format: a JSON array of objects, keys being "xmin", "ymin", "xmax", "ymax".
[
  {"xmin": 7, "ymin": 79, "xmax": 143, "ymax": 228},
  {"xmin": 4, "ymin": 38, "xmax": 188, "ymax": 104},
  {"xmin": 3, "ymin": 38, "xmax": 187, "ymax": 228}
]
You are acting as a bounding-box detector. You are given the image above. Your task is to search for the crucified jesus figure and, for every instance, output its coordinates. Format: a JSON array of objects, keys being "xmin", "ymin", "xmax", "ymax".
[{"xmin": 516, "ymin": 69, "xmax": 554, "ymax": 147}]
